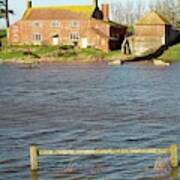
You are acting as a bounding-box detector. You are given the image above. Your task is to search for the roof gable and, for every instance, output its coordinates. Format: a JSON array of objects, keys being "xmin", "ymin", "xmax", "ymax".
[
  {"xmin": 136, "ymin": 11, "xmax": 170, "ymax": 25},
  {"xmin": 23, "ymin": 5, "xmax": 94, "ymax": 20}
]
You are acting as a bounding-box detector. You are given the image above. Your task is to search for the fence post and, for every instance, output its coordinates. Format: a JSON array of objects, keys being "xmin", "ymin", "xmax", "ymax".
[
  {"xmin": 169, "ymin": 144, "xmax": 178, "ymax": 168},
  {"xmin": 30, "ymin": 144, "xmax": 38, "ymax": 171}
]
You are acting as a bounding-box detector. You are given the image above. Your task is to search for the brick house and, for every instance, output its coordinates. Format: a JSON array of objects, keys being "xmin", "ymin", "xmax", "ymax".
[
  {"xmin": 131, "ymin": 11, "xmax": 179, "ymax": 55},
  {"xmin": 8, "ymin": 0, "xmax": 127, "ymax": 52},
  {"xmin": 135, "ymin": 11, "xmax": 171, "ymax": 46}
]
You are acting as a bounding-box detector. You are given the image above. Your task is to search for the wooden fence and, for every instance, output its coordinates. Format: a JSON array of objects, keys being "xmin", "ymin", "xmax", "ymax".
[{"xmin": 30, "ymin": 144, "xmax": 178, "ymax": 171}]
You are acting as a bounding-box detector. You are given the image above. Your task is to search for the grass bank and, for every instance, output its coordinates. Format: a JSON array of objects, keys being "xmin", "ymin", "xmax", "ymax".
[
  {"xmin": 159, "ymin": 43, "xmax": 180, "ymax": 62},
  {"xmin": 0, "ymin": 45, "xmax": 133, "ymax": 64}
]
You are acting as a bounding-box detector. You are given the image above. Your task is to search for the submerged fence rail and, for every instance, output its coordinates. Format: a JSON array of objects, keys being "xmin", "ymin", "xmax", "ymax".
[{"xmin": 30, "ymin": 144, "xmax": 178, "ymax": 171}]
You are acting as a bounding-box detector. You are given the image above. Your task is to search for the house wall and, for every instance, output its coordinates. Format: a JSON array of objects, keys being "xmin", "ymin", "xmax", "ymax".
[
  {"xmin": 8, "ymin": 18, "xmax": 126, "ymax": 52},
  {"xmin": 88, "ymin": 19, "xmax": 110, "ymax": 52},
  {"xmin": 131, "ymin": 24, "xmax": 167, "ymax": 55},
  {"xmin": 8, "ymin": 19, "xmax": 111, "ymax": 52},
  {"xmin": 134, "ymin": 24, "xmax": 180, "ymax": 47},
  {"xmin": 135, "ymin": 25, "xmax": 165, "ymax": 37},
  {"xmin": 130, "ymin": 36, "xmax": 163, "ymax": 55},
  {"xmin": 89, "ymin": 19, "xmax": 110, "ymax": 35},
  {"xmin": 88, "ymin": 29, "xmax": 109, "ymax": 52},
  {"xmin": 8, "ymin": 22, "xmax": 21, "ymax": 44},
  {"xmin": 9, "ymin": 20, "xmax": 90, "ymax": 45}
]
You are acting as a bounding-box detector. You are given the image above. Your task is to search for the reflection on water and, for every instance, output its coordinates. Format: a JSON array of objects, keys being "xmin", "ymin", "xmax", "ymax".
[
  {"xmin": 0, "ymin": 62, "xmax": 180, "ymax": 179},
  {"xmin": 31, "ymin": 171, "xmax": 38, "ymax": 180},
  {"xmin": 30, "ymin": 164, "xmax": 178, "ymax": 180}
]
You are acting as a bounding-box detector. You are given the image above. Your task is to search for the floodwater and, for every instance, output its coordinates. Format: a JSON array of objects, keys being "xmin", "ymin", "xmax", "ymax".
[{"xmin": 0, "ymin": 62, "xmax": 180, "ymax": 180}]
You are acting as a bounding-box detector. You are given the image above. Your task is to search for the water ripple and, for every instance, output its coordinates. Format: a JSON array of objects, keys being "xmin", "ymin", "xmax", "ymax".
[{"xmin": 0, "ymin": 63, "xmax": 180, "ymax": 179}]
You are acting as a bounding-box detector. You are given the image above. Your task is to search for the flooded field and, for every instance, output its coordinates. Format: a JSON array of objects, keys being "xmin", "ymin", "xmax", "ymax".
[{"xmin": 0, "ymin": 62, "xmax": 180, "ymax": 179}]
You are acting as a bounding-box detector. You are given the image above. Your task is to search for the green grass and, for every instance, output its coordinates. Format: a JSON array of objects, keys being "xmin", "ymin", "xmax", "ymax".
[
  {"xmin": 0, "ymin": 29, "xmax": 6, "ymax": 38},
  {"xmin": 0, "ymin": 45, "xmax": 59, "ymax": 60},
  {"xmin": 78, "ymin": 48, "xmax": 106, "ymax": 58},
  {"xmin": 105, "ymin": 50, "xmax": 122, "ymax": 59},
  {"xmin": 33, "ymin": 46, "xmax": 58, "ymax": 56},
  {"xmin": 48, "ymin": 47, "xmax": 106, "ymax": 60},
  {"xmin": 0, "ymin": 45, "xmax": 134, "ymax": 63},
  {"xmin": 159, "ymin": 44, "xmax": 180, "ymax": 61},
  {"xmin": 127, "ymin": 25, "xmax": 134, "ymax": 34},
  {"xmin": 0, "ymin": 50, "xmax": 24, "ymax": 60}
]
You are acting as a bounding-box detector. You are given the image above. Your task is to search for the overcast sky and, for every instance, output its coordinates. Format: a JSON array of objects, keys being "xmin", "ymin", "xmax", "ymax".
[{"xmin": 0, "ymin": 0, "xmax": 151, "ymax": 27}]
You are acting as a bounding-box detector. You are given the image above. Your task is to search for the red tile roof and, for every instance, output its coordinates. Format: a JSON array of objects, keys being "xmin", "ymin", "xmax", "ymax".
[
  {"xmin": 23, "ymin": 6, "xmax": 94, "ymax": 20},
  {"xmin": 136, "ymin": 11, "xmax": 170, "ymax": 25}
]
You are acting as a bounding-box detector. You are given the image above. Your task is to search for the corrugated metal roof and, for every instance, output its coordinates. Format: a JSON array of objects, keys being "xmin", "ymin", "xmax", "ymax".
[{"xmin": 136, "ymin": 11, "xmax": 170, "ymax": 25}]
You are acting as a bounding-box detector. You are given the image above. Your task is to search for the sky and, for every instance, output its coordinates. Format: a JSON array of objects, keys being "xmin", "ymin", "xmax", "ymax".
[{"xmin": 0, "ymin": 0, "xmax": 151, "ymax": 27}]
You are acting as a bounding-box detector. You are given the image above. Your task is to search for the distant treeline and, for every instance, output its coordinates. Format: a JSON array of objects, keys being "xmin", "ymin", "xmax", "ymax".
[{"xmin": 111, "ymin": 0, "xmax": 180, "ymax": 28}]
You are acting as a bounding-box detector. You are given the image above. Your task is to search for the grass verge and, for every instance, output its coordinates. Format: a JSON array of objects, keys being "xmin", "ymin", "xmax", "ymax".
[
  {"xmin": 0, "ymin": 45, "xmax": 131, "ymax": 63},
  {"xmin": 159, "ymin": 43, "xmax": 180, "ymax": 61}
]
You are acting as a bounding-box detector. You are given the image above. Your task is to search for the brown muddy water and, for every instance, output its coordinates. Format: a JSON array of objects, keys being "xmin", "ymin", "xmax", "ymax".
[{"xmin": 0, "ymin": 62, "xmax": 180, "ymax": 180}]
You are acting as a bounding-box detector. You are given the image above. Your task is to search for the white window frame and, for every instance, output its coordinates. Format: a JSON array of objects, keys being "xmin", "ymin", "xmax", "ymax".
[
  {"xmin": 33, "ymin": 21, "xmax": 42, "ymax": 28},
  {"xmin": 70, "ymin": 32, "xmax": 79, "ymax": 42},
  {"xmin": 51, "ymin": 20, "xmax": 60, "ymax": 28},
  {"xmin": 70, "ymin": 20, "xmax": 79, "ymax": 28},
  {"xmin": 33, "ymin": 33, "xmax": 42, "ymax": 42}
]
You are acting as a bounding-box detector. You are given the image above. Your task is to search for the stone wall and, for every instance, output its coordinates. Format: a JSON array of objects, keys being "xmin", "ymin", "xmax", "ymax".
[
  {"xmin": 128, "ymin": 36, "xmax": 163, "ymax": 56},
  {"xmin": 131, "ymin": 24, "xmax": 166, "ymax": 55}
]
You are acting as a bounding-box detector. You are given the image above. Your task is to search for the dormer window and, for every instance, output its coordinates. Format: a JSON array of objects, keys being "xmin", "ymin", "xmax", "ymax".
[
  {"xmin": 51, "ymin": 20, "xmax": 60, "ymax": 28},
  {"xmin": 33, "ymin": 21, "xmax": 42, "ymax": 28},
  {"xmin": 70, "ymin": 20, "xmax": 79, "ymax": 28}
]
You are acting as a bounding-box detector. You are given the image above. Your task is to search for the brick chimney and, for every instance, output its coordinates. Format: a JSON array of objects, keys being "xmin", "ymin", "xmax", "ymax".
[
  {"xmin": 26, "ymin": 0, "xmax": 32, "ymax": 9},
  {"xmin": 102, "ymin": 2, "xmax": 109, "ymax": 21}
]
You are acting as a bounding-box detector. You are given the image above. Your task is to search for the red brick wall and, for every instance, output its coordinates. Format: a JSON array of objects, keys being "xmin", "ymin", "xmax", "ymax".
[
  {"xmin": 9, "ymin": 19, "xmax": 108, "ymax": 50},
  {"xmin": 88, "ymin": 29, "xmax": 109, "ymax": 52},
  {"xmin": 88, "ymin": 19, "xmax": 110, "ymax": 52},
  {"xmin": 9, "ymin": 18, "xmax": 126, "ymax": 52},
  {"xmin": 8, "ymin": 22, "xmax": 21, "ymax": 44},
  {"xmin": 90, "ymin": 19, "xmax": 110, "ymax": 35},
  {"xmin": 9, "ymin": 20, "xmax": 90, "ymax": 44},
  {"xmin": 135, "ymin": 25, "xmax": 165, "ymax": 37}
]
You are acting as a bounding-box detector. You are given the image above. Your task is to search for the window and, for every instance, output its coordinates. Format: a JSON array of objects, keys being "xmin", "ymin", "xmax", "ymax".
[
  {"xmin": 51, "ymin": 20, "xmax": 60, "ymax": 28},
  {"xmin": 70, "ymin": 20, "xmax": 79, "ymax": 28},
  {"xmin": 70, "ymin": 32, "xmax": 79, "ymax": 42},
  {"xmin": 33, "ymin": 33, "xmax": 42, "ymax": 41},
  {"xmin": 33, "ymin": 21, "xmax": 42, "ymax": 28}
]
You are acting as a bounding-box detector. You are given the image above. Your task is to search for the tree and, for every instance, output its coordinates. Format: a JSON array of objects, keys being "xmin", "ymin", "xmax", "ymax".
[
  {"xmin": 111, "ymin": 0, "xmax": 147, "ymax": 26},
  {"xmin": 135, "ymin": 0, "xmax": 144, "ymax": 20},
  {"xmin": 0, "ymin": 0, "xmax": 14, "ymax": 27},
  {"xmin": 148, "ymin": 0, "xmax": 179, "ymax": 27},
  {"xmin": 111, "ymin": 0, "xmax": 135, "ymax": 25}
]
